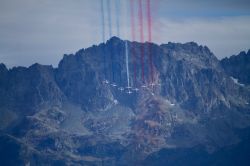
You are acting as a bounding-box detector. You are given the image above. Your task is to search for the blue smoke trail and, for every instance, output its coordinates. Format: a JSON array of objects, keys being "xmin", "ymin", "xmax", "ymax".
[
  {"xmin": 107, "ymin": 0, "xmax": 112, "ymax": 38},
  {"xmin": 107, "ymin": 0, "xmax": 115, "ymax": 83},
  {"xmin": 101, "ymin": 0, "xmax": 105, "ymax": 43},
  {"xmin": 100, "ymin": 0, "xmax": 107, "ymax": 80},
  {"xmin": 115, "ymin": 0, "xmax": 120, "ymax": 37},
  {"xmin": 115, "ymin": 0, "xmax": 123, "ymax": 86}
]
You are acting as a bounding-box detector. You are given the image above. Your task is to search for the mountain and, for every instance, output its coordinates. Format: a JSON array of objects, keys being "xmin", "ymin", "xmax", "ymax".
[
  {"xmin": 0, "ymin": 37, "xmax": 250, "ymax": 165},
  {"xmin": 220, "ymin": 50, "xmax": 250, "ymax": 86}
]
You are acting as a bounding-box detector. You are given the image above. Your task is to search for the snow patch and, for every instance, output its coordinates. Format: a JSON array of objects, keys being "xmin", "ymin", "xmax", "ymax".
[
  {"xmin": 114, "ymin": 99, "xmax": 118, "ymax": 105},
  {"xmin": 230, "ymin": 77, "xmax": 245, "ymax": 86},
  {"xmin": 165, "ymin": 99, "xmax": 175, "ymax": 106},
  {"xmin": 165, "ymin": 99, "xmax": 175, "ymax": 107}
]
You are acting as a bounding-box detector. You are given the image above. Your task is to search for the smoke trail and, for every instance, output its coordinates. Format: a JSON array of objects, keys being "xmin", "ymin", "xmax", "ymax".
[
  {"xmin": 146, "ymin": 0, "xmax": 154, "ymax": 83},
  {"xmin": 107, "ymin": 0, "xmax": 115, "ymax": 83},
  {"xmin": 138, "ymin": 0, "xmax": 145, "ymax": 83},
  {"xmin": 138, "ymin": 0, "xmax": 144, "ymax": 43},
  {"xmin": 125, "ymin": 41, "xmax": 130, "ymax": 87},
  {"xmin": 124, "ymin": 0, "xmax": 130, "ymax": 88},
  {"xmin": 130, "ymin": 0, "xmax": 137, "ymax": 87},
  {"xmin": 101, "ymin": 0, "xmax": 105, "ymax": 43},
  {"xmin": 115, "ymin": 0, "xmax": 120, "ymax": 37},
  {"xmin": 146, "ymin": 0, "xmax": 152, "ymax": 42},
  {"xmin": 101, "ymin": 0, "xmax": 107, "ymax": 79},
  {"xmin": 107, "ymin": 0, "xmax": 112, "ymax": 38},
  {"xmin": 115, "ymin": 0, "xmax": 123, "ymax": 86}
]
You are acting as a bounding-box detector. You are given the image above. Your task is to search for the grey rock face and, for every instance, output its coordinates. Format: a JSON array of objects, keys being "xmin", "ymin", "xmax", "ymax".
[
  {"xmin": 0, "ymin": 37, "xmax": 250, "ymax": 165},
  {"xmin": 221, "ymin": 50, "xmax": 250, "ymax": 85}
]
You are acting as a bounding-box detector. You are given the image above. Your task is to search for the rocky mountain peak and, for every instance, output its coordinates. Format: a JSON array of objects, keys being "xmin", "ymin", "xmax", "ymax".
[
  {"xmin": 107, "ymin": 36, "xmax": 123, "ymax": 44},
  {"xmin": 221, "ymin": 49, "xmax": 250, "ymax": 85},
  {"xmin": 0, "ymin": 63, "xmax": 8, "ymax": 79},
  {"xmin": 0, "ymin": 37, "xmax": 250, "ymax": 165},
  {"xmin": 247, "ymin": 49, "xmax": 250, "ymax": 55},
  {"xmin": 160, "ymin": 41, "xmax": 218, "ymax": 69},
  {"xmin": 0, "ymin": 63, "xmax": 7, "ymax": 71}
]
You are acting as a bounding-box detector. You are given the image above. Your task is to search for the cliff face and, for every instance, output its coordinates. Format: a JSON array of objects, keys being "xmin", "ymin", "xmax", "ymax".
[
  {"xmin": 0, "ymin": 37, "xmax": 250, "ymax": 165},
  {"xmin": 220, "ymin": 50, "xmax": 250, "ymax": 85}
]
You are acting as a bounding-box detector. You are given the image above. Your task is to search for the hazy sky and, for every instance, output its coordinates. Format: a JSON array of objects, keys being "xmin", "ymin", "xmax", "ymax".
[{"xmin": 0, "ymin": 0, "xmax": 250, "ymax": 67}]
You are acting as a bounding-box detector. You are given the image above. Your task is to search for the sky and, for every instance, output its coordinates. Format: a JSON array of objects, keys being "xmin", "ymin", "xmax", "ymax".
[{"xmin": 0, "ymin": 0, "xmax": 250, "ymax": 67}]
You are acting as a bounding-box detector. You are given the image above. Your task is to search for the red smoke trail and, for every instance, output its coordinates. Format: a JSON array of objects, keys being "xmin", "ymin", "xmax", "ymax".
[
  {"xmin": 130, "ymin": 0, "xmax": 137, "ymax": 86},
  {"xmin": 146, "ymin": 0, "xmax": 154, "ymax": 83},
  {"xmin": 146, "ymin": 0, "xmax": 152, "ymax": 42},
  {"xmin": 138, "ymin": 0, "xmax": 145, "ymax": 83}
]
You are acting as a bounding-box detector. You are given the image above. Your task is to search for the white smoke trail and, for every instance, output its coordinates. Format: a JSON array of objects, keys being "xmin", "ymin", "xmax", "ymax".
[
  {"xmin": 125, "ymin": 41, "xmax": 130, "ymax": 87},
  {"xmin": 125, "ymin": 0, "xmax": 130, "ymax": 88}
]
